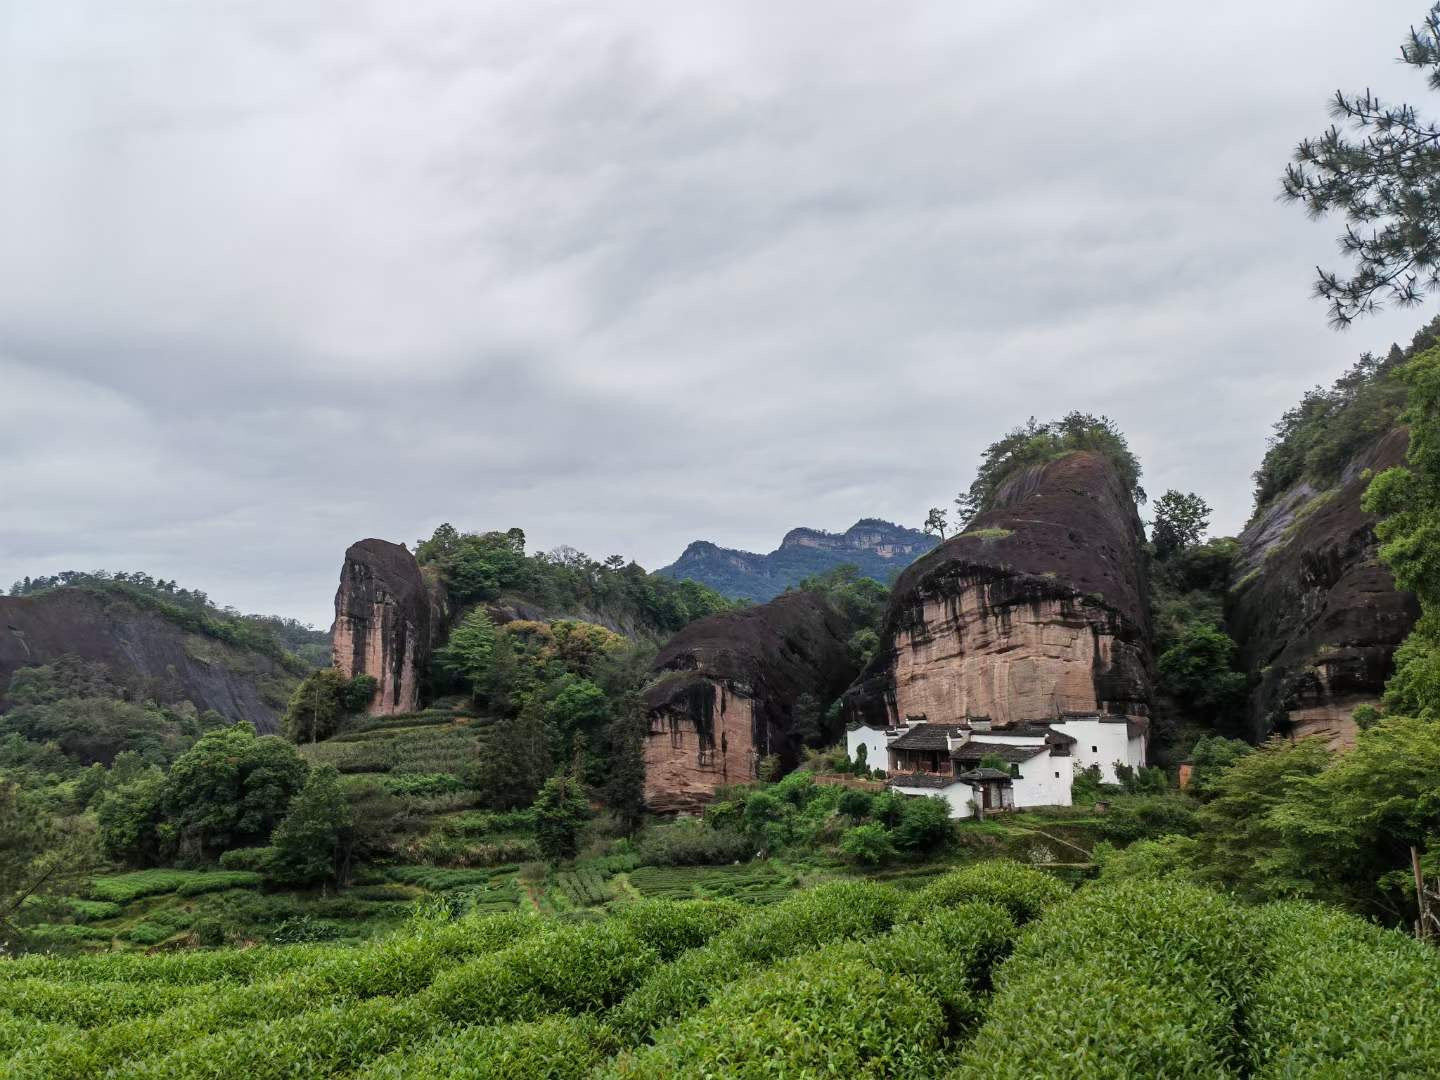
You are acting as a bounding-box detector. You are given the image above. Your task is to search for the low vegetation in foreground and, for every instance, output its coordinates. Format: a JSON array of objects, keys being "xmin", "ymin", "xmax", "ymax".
[{"xmin": 2, "ymin": 860, "xmax": 1437, "ymax": 1078}]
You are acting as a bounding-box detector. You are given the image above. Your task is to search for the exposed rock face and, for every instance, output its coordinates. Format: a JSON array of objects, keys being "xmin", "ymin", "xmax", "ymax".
[
  {"xmin": 643, "ymin": 591, "xmax": 859, "ymax": 812},
  {"xmin": 657, "ymin": 518, "xmax": 937, "ymax": 602},
  {"xmin": 1229, "ymin": 428, "xmax": 1419, "ymax": 745},
  {"xmin": 845, "ymin": 451, "xmax": 1152, "ymax": 729},
  {"xmin": 0, "ymin": 589, "xmax": 298, "ymax": 731},
  {"xmin": 332, "ymin": 539, "xmax": 431, "ymax": 715}
]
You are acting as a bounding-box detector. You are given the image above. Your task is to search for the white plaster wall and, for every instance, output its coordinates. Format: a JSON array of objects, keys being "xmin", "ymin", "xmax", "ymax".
[
  {"xmin": 846, "ymin": 726, "xmax": 890, "ymax": 776},
  {"xmin": 1126, "ymin": 733, "xmax": 1146, "ymax": 771},
  {"xmin": 1010, "ymin": 750, "xmax": 1072, "ymax": 809},
  {"xmin": 1054, "ymin": 719, "xmax": 1135, "ymax": 783}
]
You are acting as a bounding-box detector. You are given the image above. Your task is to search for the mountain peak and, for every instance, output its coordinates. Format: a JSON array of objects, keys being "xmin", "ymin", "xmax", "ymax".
[{"xmin": 659, "ymin": 518, "xmax": 937, "ymax": 602}]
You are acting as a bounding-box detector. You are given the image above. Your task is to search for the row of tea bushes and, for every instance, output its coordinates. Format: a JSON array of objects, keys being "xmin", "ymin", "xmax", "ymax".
[
  {"xmin": 957, "ymin": 879, "xmax": 1263, "ymax": 1078},
  {"xmin": 610, "ymin": 900, "xmax": 1018, "ymax": 1078},
  {"xmin": 1246, "ymin": 901, "xmax": 1440, "ymax": 1076}
]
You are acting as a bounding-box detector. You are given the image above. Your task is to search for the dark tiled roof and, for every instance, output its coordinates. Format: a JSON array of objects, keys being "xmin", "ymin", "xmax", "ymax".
[
  {"xmin": 957, "ymin": 767, "xmax": 1014, "ymax": 783},
  {"xmin": 996, "ymin": 721, "xmax": 1065, "ymax": 738},
  {"xmin": 888, "ymin": 772, "xmax": 959, "ymax": 790},
  {"xmin": 951, "ymin": 741, "xmax": 1046, "ymax": 764},
  {"xmin": 889, "ymin": 723, "xmax": 967, "ymax": 751}
]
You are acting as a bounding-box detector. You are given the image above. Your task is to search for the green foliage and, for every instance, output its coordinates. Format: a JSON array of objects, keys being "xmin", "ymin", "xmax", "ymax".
[
  {"xmin": 416, "ymin": 523, "xmax": 734, "ymax": 636},
  {"xmin": 1186, "ymin": 735, "xmax": 1254, "ymax": 798},
  {"xmin": 1246, "ymin": 900, "xmax": 1440, "ymax": 1075},
  {"xmin": 532, "ymin": 772, "xmax": 591, "ymax": 863},
  {"xmin": 840, "ymin": 822, "xmax": 896, "ymax": 865},
  {"xmin": 1149, "ymin": 489, "xmax": 1211, "ymax": 558},
  {"xmin": 891, "ymin": 793, "xmax": 955, "ymax": 852},
  {"xmin": 612, "ymin": 898, "xmax": 747, "ymax": 961},
  {"xmin": 424, "ymin": 920, "xmax": 657, "ymax": 1024},
  {"xmin": 956, "ymin": 412, "xmax": 1145, "ymax": 526},
  {"xmin": 1282, "ymin": 0, "xmax": 1440, "ymax": 325},
  {"xmin": 159, "ymin": 725, "xmax": 310, "ymax": 863},
  {"xmin": 1186, "ymin": 737, "xmax": 1333, "ymax": 904},
  {"xmin": 634, "ymin": 818, "xmax": 753, "ymax": 866},
  {"xmin": 464, "ymin": 709, "xmax": 552, "ymax": 812},
  {"xmin": 87, "ymin": 869, "xmax": 256, "ymax": 903},
  {"xmin": 1096, "ymin": 792, "xmax": 1198, "ymax": 845},
  {"xmin": 355, "ymin": 1016, "xmax": 614, "ymax": 1080},
  {"xmin": 281, "ymin": 670, "xmax": 377, "ymax": 743},
  {"xmin": 1254, "ymin": 346, "xmax": 1413, "ymax": 506},
  {"xmin": 907, "ymin": 860, "xmax": 1071, "ymax": 924},
  {"xmin": 959, "ymin": 878, "xmax": 1262, "ymax": 1079},
  {"xmin": 267, "ymin": 765, "xmax": 352, "ymax": 885},
  {"xmin": 1157, "ymin": 623, "xmax": 1248, "ymax": 714},
  {"xmin": 1094, "ymin": 834, "xmax": 1200, "ymax": 884},
  {"xmin": 433, "ymin": 609, "xmax": 499, "ymax": 700},
  {"xmin": 613, "ymin": 945, "xmax": 945, "ymax": 1079}
]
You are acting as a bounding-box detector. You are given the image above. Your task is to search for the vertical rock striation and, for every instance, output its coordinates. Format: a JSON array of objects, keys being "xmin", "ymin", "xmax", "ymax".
[
  {"xmin": 332, "ymin": 539, "xmax": 431, "ymax": 715},
  {"xmin": 642, "ymin": 591, "xmax": 859, "ymax": 813},
  {"xmin": 844, "ymin": 451, "xmax": 1153, "ymax": 730},
  {"xmin": 1229, "ymin": 428, "xmax": 1419, "ymax": 747}
]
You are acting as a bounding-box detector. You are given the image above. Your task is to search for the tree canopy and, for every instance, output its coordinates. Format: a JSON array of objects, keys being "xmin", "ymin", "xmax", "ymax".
[
  {"xmin": 1283, "ymin": 4, "xmax": 1440, "ymax": 326},
  {"xmin": 955, "ymin": 413, "xmax": 1144, "ymax": 528}
]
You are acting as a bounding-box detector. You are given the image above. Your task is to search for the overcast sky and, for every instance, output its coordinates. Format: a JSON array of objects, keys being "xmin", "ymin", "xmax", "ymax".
[{"xmin": 2, "ymin": 1, "xmax": 1434, "ymax": 627}]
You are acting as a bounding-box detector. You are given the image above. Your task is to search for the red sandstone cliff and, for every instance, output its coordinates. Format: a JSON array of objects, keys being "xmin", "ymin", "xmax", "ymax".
[
  {"xmin": 642, "ymin": 591, "xmax": 859, "ymax": 813},
  {"xmin": 844, "ymin": 450, "xmax": 1153, "ymax": 730},
  {"xmin": 332, "ymin": 539, "xmax": 431, "ymax": 715}
]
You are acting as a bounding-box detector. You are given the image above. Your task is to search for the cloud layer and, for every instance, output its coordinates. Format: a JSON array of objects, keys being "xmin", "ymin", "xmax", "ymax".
[{"xmin": 1, "ymin": 0, "xmax": 1431, "ymax": 625}]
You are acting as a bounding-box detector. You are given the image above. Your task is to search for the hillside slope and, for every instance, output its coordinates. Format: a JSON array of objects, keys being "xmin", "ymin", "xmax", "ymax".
[
  {"xmin": 0, "ymin": 588, "xmax": 303, "ymax": 731},
  {"xmin": 657, "ymin": 518, "xmax": 936, "ymax": 602}
]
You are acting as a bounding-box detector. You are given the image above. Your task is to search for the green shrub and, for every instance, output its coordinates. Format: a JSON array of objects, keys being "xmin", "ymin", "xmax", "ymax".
[
  {"xmin": 606, "ymin": 881, "xmax": 904, "ymax": 1043},
  {"xmin": 87, "ymin": 869, "xmax": 204, "ymax": 903},
  {"xmin": 957, "ymin": 878, "xmax": 1262, "ymax": 1078},
  {"xmin": 1096, "ymin": 793, "xmax": 1198, "ymax": 845},
  {"xmin": 175, "ymin": 871, "xmax": 263, "ymax": 896},
  {"xmin": 424, "ymin": 921, "xmax": 658, "ymax": 1024},
  {"xmin": 125, "ymin": 922, "xmax": 173, "ymax": 946},
  {"xmin": 840, "ymin": 822, "xmax": 897, "ymax": 864},
  {"xmin": 610, "ymin": 949, "xmax": 946, "ymax": 1078},
  {"xmin": 612, "ymin": 899, "xmax": 747, "ymax": 961},
  {"xmin": 634, "ymin": 819, "xmax": 753, "ymax": 866},
  {"xmin": 355, "ymin": 1016, "xmax": 615, "ymax": 1080},
  {"xmin": 217, "ymin": 848, "xmax": 275, "ymax": 874},
  {"xmin": 382, "ymin": 773, "xmax": 465, "ymax": 797},
  {"xmin": 907, "ymin": 859, "xmax": 1071, "ymax": 924},
  {"xmin": 122, "ymin": 996, "xmax": 437, "ymax": 1080},
  {"xmin": 0, "ymin": 1011, "xmax": 73, "ymax": 1057},
  {"xmin": 1245, "ymin": 901, "xmax": 1440, "ymax": 1076},
  {"xmin": 0, "ymin": 977, "xmax": 195, "ymax": 1026}
]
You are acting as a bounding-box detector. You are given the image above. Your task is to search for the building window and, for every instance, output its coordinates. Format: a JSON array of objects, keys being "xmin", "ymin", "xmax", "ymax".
[
  {"xmin": 1054, "ymin": 771, "xmax": 1060, "ymax": 779},
  {"xmin": 1091, "ymin": 745, "xmax": 1098, "ymax": 753}
]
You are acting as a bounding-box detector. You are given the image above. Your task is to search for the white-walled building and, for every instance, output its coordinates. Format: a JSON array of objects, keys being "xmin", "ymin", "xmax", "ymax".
[
  {"xmin": 875, "ymin": 712, "xmax": 1148, "ymax": 819},
  {"xmin": 845, "ymin": 721, "xmax": 892, "ymax": 776}
]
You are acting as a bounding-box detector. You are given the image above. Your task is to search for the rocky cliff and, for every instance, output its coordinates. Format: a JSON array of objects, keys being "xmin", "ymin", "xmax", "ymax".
[
  {"xmin": 332, "ymin": 539, "xmax": 432, "ymax": 715},
  {"xmin": 1229, "ymin": 428, "xmax": 1419, "ymax": 747},
  {"xmin": 657, "ymin": 518, "xmax": 937, "ymax": 602},
  {"xmin": 0, "ymin": 588, "xmax": 298, "ymax": 731},
  {"xmin": 643, "ymin": 591, "xmax": 859, "ymax": 812},
  {"xmin": 844, "ymin": 451, "xmax": 1153, "ymax": 730}
]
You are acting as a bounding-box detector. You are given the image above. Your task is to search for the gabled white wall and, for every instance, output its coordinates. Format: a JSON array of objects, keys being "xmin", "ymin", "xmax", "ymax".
[
  {"xmin": 846, "ymin": 725, "xmax": 890, "ymax": 775},
  {"xmin": 1052, "ymin": 718, "xmax": 1142, "ymax": 784},
  {"xmin": 1010, "ymin": 749, "xmax": 1072, "ymax": 809}
]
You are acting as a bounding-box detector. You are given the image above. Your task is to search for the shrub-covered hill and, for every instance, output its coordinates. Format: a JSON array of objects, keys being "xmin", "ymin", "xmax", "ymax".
[{"xmin": 3, "ymin": 861, "xmax": 1437, "ymax": 1079}]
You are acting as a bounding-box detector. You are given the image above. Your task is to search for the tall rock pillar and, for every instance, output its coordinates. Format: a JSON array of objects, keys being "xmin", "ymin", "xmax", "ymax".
[{"xmin": 332, "ymin": 539, "xmax": 431, "ymax": 715}]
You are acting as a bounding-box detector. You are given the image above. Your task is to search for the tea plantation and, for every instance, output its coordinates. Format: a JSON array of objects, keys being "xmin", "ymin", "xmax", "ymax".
[{"xmin": 4, "ymin": 860, "xmax": 1437, "ymax": 1078}]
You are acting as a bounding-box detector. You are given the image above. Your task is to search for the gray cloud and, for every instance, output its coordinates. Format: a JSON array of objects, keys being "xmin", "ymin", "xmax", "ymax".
[{"xmin": 1, "ymin": 0, "xmax": 1431, "ymax": 625}]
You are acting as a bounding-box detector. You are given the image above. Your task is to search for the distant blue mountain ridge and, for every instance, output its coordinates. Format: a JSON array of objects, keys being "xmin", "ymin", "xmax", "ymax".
[{"xmin": 656, "ymin": 518, "xmax": 938, "ymax": 602}]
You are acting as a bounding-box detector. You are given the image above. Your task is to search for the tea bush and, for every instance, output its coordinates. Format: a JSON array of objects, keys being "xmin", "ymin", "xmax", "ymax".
[
  {"xmin": 1245, "ymin": 901, "xmax": 1440, "ymax": 1076},
  {"xmin": 605, "ymin": 880, "xmax": 903, "ymax": 1042},
  {"xmin": 956, "ymin": 878, "xmax": 1262, "ymax": 1078},
  {"xmin": 424, "ymin": 921, "xmax": 657, "ymax": 1024},
  {"xmin": 907, "ymin": 859, "xmax": 1071, "ymax": 924},
  {"xmin": 611, "ymin": 949, "xmax": 946, "ymax": 1079},
  {"xmin": 355, "ymin": 1016, "xmax": 615, "ymax": 1080}
]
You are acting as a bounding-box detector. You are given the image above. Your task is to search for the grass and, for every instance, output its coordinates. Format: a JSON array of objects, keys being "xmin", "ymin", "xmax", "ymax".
[
  {"xmin": 89, "ymin": 870, "xmax": 260, "ymax": 904},
  {"xmin": 627, "ymin": 863, "xmax": 793, "ymax": 903}
]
